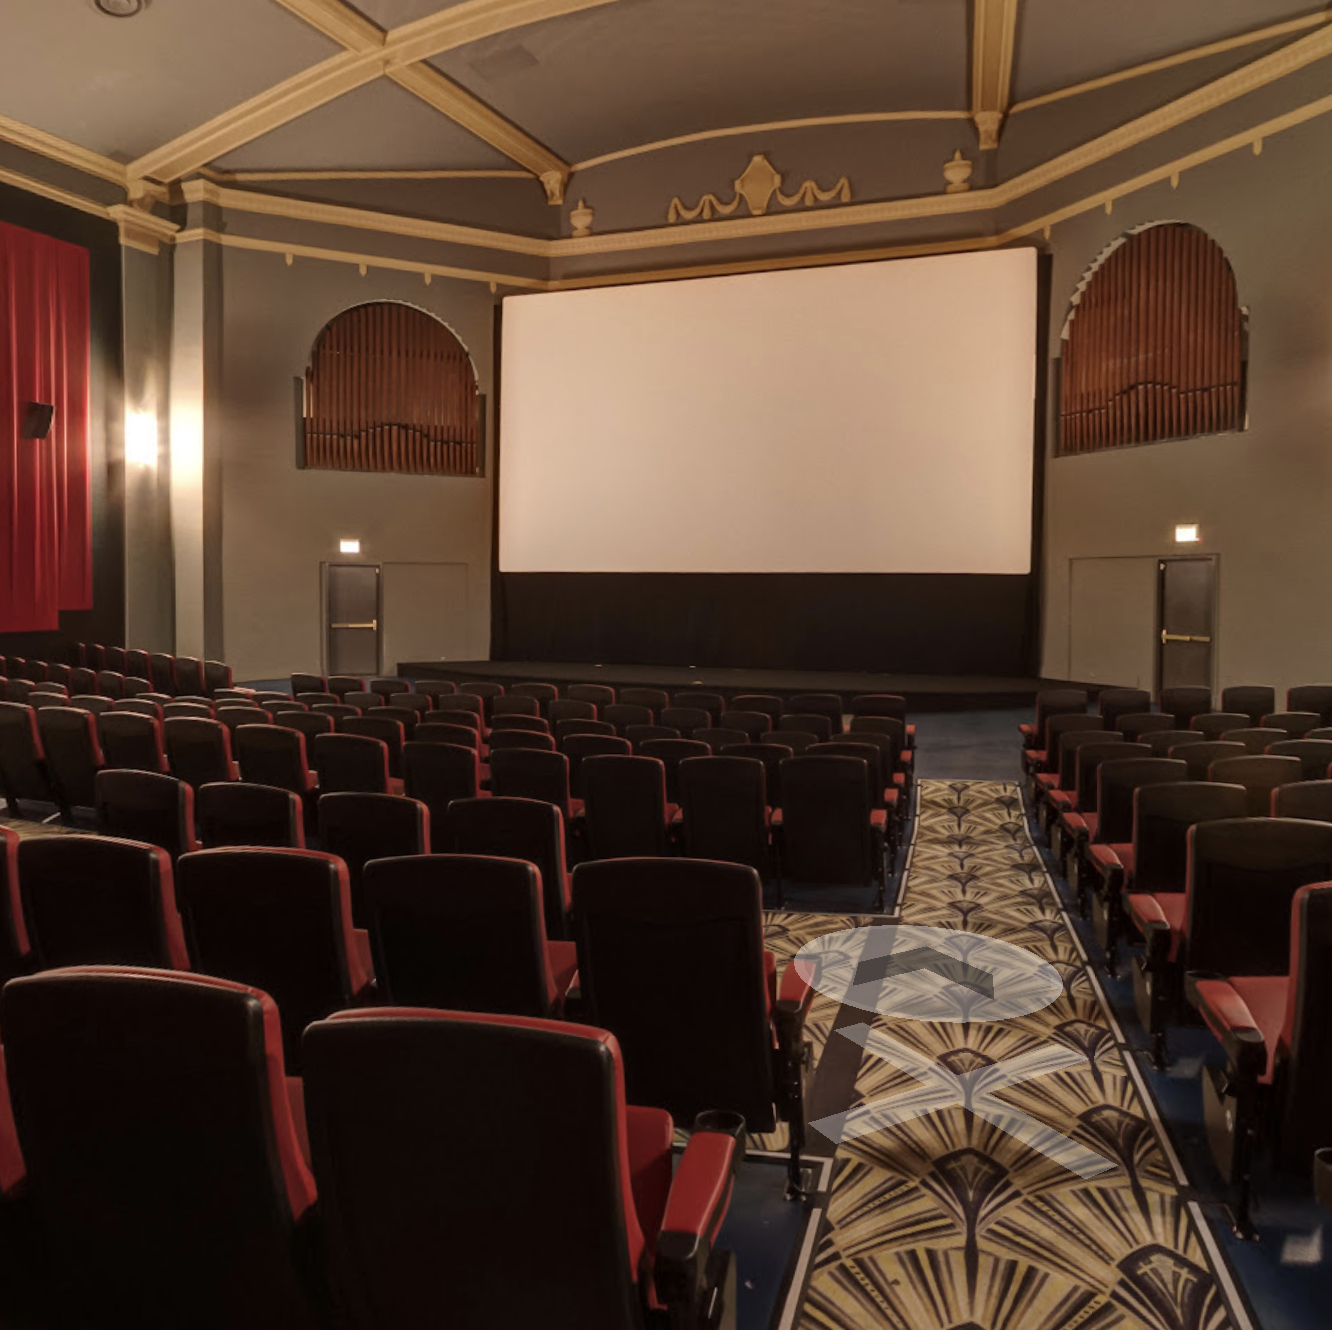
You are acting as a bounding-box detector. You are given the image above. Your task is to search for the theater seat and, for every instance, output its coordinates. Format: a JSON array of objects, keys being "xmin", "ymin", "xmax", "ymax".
[
  {"xmin": 1127, "ymin": 817, "xmax": 1332, "ymax": 1067},
  {"xmin": 678, "ymin": 754, "xmax": 772, "ymax": 876},
  {"xmin": 574, "ymin": 856, "xmax": 814, "ymax": 1193},
  {"xmin": 177, "ymin": 846, "xmax": 375, "ymax": 1068},
  {"xmin": 95, "ymin": 769, "xmax": 200, "ymax": 862},
  {"xmin": 317, "ymin": 792, "xmax": 430, "ymax": 928},
  {"xmin": 302, "ymin": 1007, "xmax": 741, "ymax": 1330},
  {"xmin": 196, "ymin": 781, "xmax": 306, "ymax": 849},
  {"xmin": 1188, "ymin": 882, "xmax": 1332, "ymax": 1234},
  {"xmin": 2, "ymin": 967, "xmax": 322, "ymax": 1329},
  {"xmin": 583, "ymin": 754, "xmax": 679, "ymax": 858},
  {"xmin": 362, "ymin": 854, "xmax": 576, "ymax": 1016}
]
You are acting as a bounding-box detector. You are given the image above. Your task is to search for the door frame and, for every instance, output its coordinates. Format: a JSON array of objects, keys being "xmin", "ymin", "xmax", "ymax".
[
  {"xmin": 1155, "ymin": 553, "xmax": 1219, "ymax": 694},
  {"xmin": 321, "ymin": 561, "xmax": 382, "ymax": 677}
]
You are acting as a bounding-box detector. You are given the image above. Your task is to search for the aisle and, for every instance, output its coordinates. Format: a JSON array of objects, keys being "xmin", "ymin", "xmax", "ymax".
[{"xmin": 794, "ymin": 779, "xmax": 1250, "ymax": 1330}]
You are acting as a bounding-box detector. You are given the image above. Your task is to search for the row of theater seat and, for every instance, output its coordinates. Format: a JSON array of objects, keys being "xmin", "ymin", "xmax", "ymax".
[
  {"xmin": 1, "ymin": 644, "xmax": 235, "ymax": 699},
  {"xmin": 0, "ymin": 842, "xmax": 812, "ymax": 1327},
  {"xmin": 1021, "ymin": 682, "xmax": 1332, "ymax": 1234},
  {"xmin": 3, "ymin": 681, "xmax": 915, "ymax": 903}
]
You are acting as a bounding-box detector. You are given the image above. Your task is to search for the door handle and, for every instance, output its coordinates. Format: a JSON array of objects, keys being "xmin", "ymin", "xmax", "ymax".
[
  {"xmin": 1161, "ymin": 631, "xmax": 1211, "ymax": 644},
  {"xmin": 331, "ymin": 620, "xmax": 378, "ymax": 630}
]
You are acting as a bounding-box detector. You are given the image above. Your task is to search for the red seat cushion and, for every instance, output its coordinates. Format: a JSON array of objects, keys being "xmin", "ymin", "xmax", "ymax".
[
  {"xmin": 285, "ymin": 1075, "xmax": 311, "ymax": 1168},
  {"xmin": 1035, "ymin": 773, "xmax": 1060, "ymax": 790},
  {"xmin": 1089, "ymin": 842, "xmax": 1133, "ymax": 880},
  {"xmin": 568, "ymin": 796, "xmax": 585, "ymax": 818},
  {"xmin": 545, "ymin": 940, "xmax": 578, "ymax": 1008}
]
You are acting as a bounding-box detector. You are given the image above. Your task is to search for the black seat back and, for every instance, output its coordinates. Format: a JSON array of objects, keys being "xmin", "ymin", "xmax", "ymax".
[
  {"xmin": 1278, "ymin": 884, "xmax": 1332, "ymax": 1167},
  {"xmin": 401, "ymin": 741, "xmax": 481, "ymax": 823},
  {"xmin": 318, "ymin": 792, "xmax": 429, "ymax": 926},
  {"xmin": 177, "ymin": 847, "xmax": 367, "ymax": 1068},
  {"xmin": 1262, "ymin": 712, "xmax": 1323, "ymax": 740},
  {"xmin": 1287, "ymin": 686, "xmax": 1332, "ymax": 725},
  {"xmin": 1207, "ymin": 755, "xmax": 1303, "ymax": 816},
  {"xmin": 1160, "ymin": 686, "xmax": 1212, "ymax": 728},
  {"xmin": 1220, "ymin": 686, "xmax": 1276, "ymax": 726},
  {"xmin": 583, "ymin": 755, "xmax": 670, "ymax": 859},
  {"xmin": 442, "ymin": 797, "xmax": 569, "ymax": 941},
  {"xmin": 787, "ymin": 693, "xmax": 844, "ymax": 736},
  {"xmin": 17, "ymin": 834, "xmax": 187, "ymax": 969},
  {"xmin": 95, "ymin": 769, "xmax": 195, "ymax": 860},
  {"xmin": 1071, "ymin": 741, "xmax": 1151, "ymax": 813},
  {"xmin": 37, "ymin": 706, "xmax": 103, "ymax": 809},
  {"xmin": 1094, "ymin": 758, "xmax": 1187, "ymax": 844},
  {"xmin": 2, "ymin": 967, "xmax": 320, "ymax": 1330},
  {"xmin": 679, "ymin": 756, "xmax": 769, "ymax": 873},
  {"xmin": 197, "ymin": 781, "xmax": 304, "ymax": 849},
  {"xmin": 164, "ymin": 717, "xmax": 234, "ymax": 788},
  {"xmin": 1272, "ymin": 779, "xmax": 1332, "ymax": 822},
  {"xmin": 574, "ymin": 857, "xmax": 774, "ymax": 1129},
  {"xmin": 779, "ymin": 755, "xmax": 874, "ymax": 886},
  {"xmin": 559, "ymin": 733, "xmax": 631, "ymax": 796},
  {"xmin": 486, "ymin": 747, "xmax": 571, "ymax": 815},
  {"xmin": 1174, "ymin": 739, "xmax": 1245, "ymax": 780},
  {"xmin": 671, "ymin": 691, "xmax": 725, "ymax": 727},
  {"xmin": 1266, "ymin": 739, "xmax": 1332, "ymax": 781},
  {"xmin": 1131, "ymin": 781, "xmax": 1248, "ymax": 896},
  {"xmin": 549, "ymin": 698, "xmax": 598, "ymax": 724},
  {"xmin": 312, "ymin": 732, "xmax": 391, "ymax": 794},
  {"xmin": 301, "ymin": 1010, "xmax": 649, "ymax": 1330},
  {"xmin": 235, "ymin": 725, "xmax": 312, "ymax": 795},
  {"xmin": 1187, "ymin": 818, "xmax": 1332, "ymax": 975},
  {"xmin": 1118, "ymin": 713, "xmax": 1179, "ymax": 741},
  {"xmin": 638, "ymin": 738, "xmax": 710, "ymax": 804},
  {"xmin": 363, "ymin": 855, "xmax": 555, "ymax": 1016}
]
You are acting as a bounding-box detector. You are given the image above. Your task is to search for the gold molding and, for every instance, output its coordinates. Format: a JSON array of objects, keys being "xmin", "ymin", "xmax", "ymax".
[
  {"xmin": 167, "ymin": 85, "xmax": 1332, "ymax": 295},
  {"xmin": 130, "ymin": 50, "xmax": 382, "ymax": 183},
  {"xmin": 971, "ymin": 0, "xmax": 1020, "ymax": 149},
  {"xmin": 182, "ymin": 177, "xmax": 551, "ymax": 256},
  {"xmin": 208, "ymin": 167, "xmax": 533, "ymax": 182},
  {"xmin": 184, "ymin": 55, "xmax": 1332, "ymax": 268},
  {"xmin": 668, "ymin": 154, "xmax": 850, "ymax": 224},
  {"xmin": 0, "ymin": 164, "xmax": 112, "ymax": 220},
  {"xmin": 1009, "ymin": 10, "xmax": 1332, "ymax": 116},
  {"xmin": 570, "ymin": 111, "xmax": 971, "ymax": 174},
  {"xmin": 175, "ymin": 224, "xmax": 546, "ymax": 289},
  {"xmin": 385, "ymin": 62, "xmax": 567, "ymax": 189},
  {"xmin": 0, "ymin": 111, "xmax": 128, "ymax": 186},
  {"xmin": 269, "ymin": 0, "xmax": 384, "ymax": 53},
  {"xmin": 108, "ymin": 203, "xmax": 181, "ymax": 255},
  {"xmin": 135, "ymin": 0, "xmax": 618, "ymax": 184}
]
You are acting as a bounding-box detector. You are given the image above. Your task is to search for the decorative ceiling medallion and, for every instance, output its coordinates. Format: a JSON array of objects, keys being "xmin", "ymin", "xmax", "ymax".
[
  {"xmin": 668, "ymin": 153, "xmax": 850, "ymax": 225},
  {"xmin": 94, "ymin": 0, "xmax": 146, "ymax": 16}
]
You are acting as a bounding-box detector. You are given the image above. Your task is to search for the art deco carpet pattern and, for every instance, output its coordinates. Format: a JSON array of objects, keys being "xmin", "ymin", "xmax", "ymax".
[{"xmin": 782, "ymin": 779, "xmax": 1242, "ymax": 1330}]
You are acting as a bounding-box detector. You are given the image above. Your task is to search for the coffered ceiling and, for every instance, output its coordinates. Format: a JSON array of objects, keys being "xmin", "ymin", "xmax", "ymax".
[{"xmin": 0, "ymin": 0, "xmax": 1328, "ymax": 222}]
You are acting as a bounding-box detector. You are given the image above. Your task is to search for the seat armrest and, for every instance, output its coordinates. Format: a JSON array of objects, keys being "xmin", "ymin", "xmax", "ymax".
[
  {"xmin": 1088, "ymin": 843, "xmax": 1124, "ymax": 891},
  {"xmin": 775, "ymin": 957, "xmax": 814, "ymax": 1021},
  {"xmin": 1190, "ymin": 976, "xmax": 1268, "ymax": 1085},
  {"xmin": 1126, "ymin": 894, "xmax": 1175, "ymax": 966},
  {"xmin": 654, "ymin": 1129, "xmax": 739, "ymax": 1317},
  {"xmin": 1315, "ymin": 1147, "xmax": 1332, "ymax": 1213},
  {"xmin": 1058, "ymin": 811, "xmax": 1088, "ymax": 839}
]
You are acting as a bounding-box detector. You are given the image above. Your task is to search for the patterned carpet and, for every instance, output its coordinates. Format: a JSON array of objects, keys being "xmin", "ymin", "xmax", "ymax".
[{"xmin": 796, "ymin": 779, "xmax": 1246, "ymax": 1330}]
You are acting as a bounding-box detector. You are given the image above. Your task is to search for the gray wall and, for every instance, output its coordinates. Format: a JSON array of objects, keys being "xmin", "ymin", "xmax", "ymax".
[
  {"xmin": 215, "ymin": 247, "xmax": 497, "ymax": 680},
  {"xmin": 1038, "ymin": 109, "xmax": 1332, "ymax": 701}
]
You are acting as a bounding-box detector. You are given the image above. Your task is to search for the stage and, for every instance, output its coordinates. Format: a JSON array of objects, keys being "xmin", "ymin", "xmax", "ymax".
[{"xmin": 396, "ymin": 660, "xmax": 1076, "ymax": 710}]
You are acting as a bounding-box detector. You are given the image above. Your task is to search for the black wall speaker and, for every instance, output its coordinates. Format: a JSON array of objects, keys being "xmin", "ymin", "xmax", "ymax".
[{"xmin": 21, "ymin": 403, "xmax": 54, "ymax": 439}]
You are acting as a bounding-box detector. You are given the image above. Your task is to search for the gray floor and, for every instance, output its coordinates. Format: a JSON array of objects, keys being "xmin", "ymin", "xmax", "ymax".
[{"xmin": 909, "ymin": 708, "xmax": 1025, "ymax": 784}]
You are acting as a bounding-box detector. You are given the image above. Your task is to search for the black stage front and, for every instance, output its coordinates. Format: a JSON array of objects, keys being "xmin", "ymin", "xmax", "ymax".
[{"xmin": 396, "ymin": 660, "xmax": 1073, "ymax": 710}]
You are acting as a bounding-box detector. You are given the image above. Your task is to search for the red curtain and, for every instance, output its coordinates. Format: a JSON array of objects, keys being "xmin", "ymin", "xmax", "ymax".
[{"xmin": 0, "ymin": 219, "xmax": 91, "ymax": 632}]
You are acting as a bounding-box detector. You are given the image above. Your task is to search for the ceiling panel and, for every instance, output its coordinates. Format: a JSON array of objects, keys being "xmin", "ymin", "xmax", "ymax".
[
  {"xmin": 211, "ymin": 78, "xmax": 514, "ymax": 171},
  {"xmin": 0, "ymin": 0, "xmax": 340, "ymax": 161},
  {"xmin": 1014, "ymin": 0, "xmax": 1326, "ymax": 102},
  {"xmin": 429, "ymin": 0, "xmax": 970, "ymax": 163},
  {"xmin": 346, "ymin": 0, "xmax": 473, "ymax": 28}
]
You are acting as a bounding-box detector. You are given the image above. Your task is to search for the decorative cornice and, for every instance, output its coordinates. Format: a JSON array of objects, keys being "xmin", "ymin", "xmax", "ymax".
[
  {"xmin": 0, "ymin": 112, "xmax": 127, "ymax": 186},
  {"xmin": 108, "ymin": 203, "xmax": 181, "ymax": 255},
  {"xmin": 164, "ymin": 85, "xmax": 1332, "ymax": 295},
  {"xmin": 0, "ymin": 164, "xmax": 112, "ymax": 219},
  {"xmin": 206, "ymin": 167, "xmax": 534, "ymax": 182},
  {"xmin": 174, "ymin": 225, "xmax": 545, "ymax": 289},
  {"xmin": 182, "ymin": 177, "xmax": 551, "ymax": 256}
]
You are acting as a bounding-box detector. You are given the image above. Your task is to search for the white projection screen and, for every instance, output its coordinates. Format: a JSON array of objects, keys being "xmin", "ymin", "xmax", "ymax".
[{"xmin": 499, "ymin": 248, "xmax": 1037, "ymax": 574}]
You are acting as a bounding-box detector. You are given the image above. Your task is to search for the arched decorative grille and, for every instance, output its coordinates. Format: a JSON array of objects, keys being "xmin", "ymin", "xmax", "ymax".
[
  {"xmin": 1059, "ymin": 223, "xmax": 1245, "ymax": 454},
  {"xmin": 302, "ymin": 302, "xmax": 480, "ymax": 475}
]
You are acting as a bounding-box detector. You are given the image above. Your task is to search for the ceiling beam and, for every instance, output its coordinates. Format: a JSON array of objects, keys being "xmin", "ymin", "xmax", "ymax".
[
  {"xmin": 971, "ymin": 0, "xmax": 1021, "ymax": 149},
  {"xmin": 0, "ymin": 111, "xmax": 127, "ymax": 186},
  {"xmin": 130, "ymin": 0, "xmax": 617, "ymax": 190}
]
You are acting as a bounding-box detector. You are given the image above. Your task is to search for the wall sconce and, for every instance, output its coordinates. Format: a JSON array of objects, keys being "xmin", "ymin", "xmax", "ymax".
[
  {"xmin": 126, "ymin": 410, "xmax": 158, "ymax": 468},
  {"xmin": 1174, "ymin": 524, "xmax": 1200, "ymax": 543},
  {"xmin": 339, "ymin": 539, "xmax": 361, "ymax": 555}
]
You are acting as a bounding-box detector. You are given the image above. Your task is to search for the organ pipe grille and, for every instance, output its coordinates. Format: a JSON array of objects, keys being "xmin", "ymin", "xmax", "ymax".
[
  {"xmin": 1059, "ymin": 224, "xmax": 1245, "ymax": 454},
  {"xmin": 302, "ymin": 302, "xmax": 480, "ymax": 475}
]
